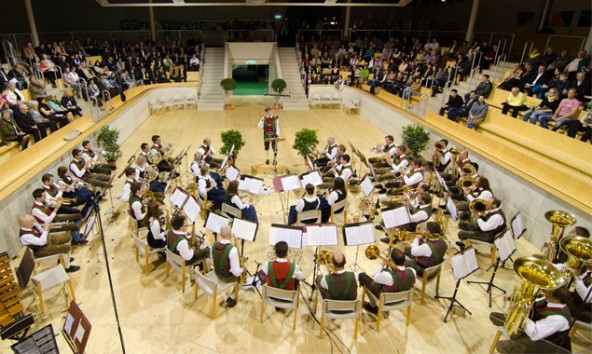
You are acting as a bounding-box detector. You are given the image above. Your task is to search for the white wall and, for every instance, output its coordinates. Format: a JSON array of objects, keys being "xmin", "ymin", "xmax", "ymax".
[{"xmin": 309, "ymin": 85, "xmax": 591, "ymax": 249}]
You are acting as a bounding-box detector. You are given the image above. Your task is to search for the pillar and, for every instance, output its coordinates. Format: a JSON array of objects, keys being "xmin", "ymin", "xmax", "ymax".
[
  {"xmin": 344, "ymin": 0, "xmax": 352, "ymax": 40},
  {"xmin": 24, "ymin": 0, "xmax": 39, "ymax": 46},
  {"xmin": 538, "ymin": 0, "xmax": 552, "ymax": 32},
  {"xmin": 149, "ymin": 0, "xmax": 156, "ymax": 41},
  {"xmin": 585, "ymin": 26, "xmax": 592, "ymax": 54},
  {"xmin": 465, "ymin": 0, "xmax": 480, "ymax": 43}
]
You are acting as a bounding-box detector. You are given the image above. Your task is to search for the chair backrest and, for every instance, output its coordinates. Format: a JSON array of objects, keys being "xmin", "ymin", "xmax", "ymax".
[
  {"xmin": 322, "ymin": 93, "xmax": 331, "ymax": 100},
  {"xmin": 423, "ymin": 263, "xmax": 443, "ymax": 282},
  {"xmin": 31, "ymin": 265, "xmax": 70, "ymax": 292},
  {"xmin": 262, "ymin": 285, "xmax": 298, "ymax": 304},
  {"xmin": 299, "ymin": 209, "xmax": 321, "ymax": 224},
  {"xmin": 166, "ymin": 249, "xmax": 185, "ymax": 272},
  {"xmin": 132, "ymin": 234, "xmax": 149, "ymax": 257},
  {"xmin": 195, "ymin": 270, "xmax": 218, "ymax": 297},
  {"xmin": 323, "ymin": 299, "xmax": 361, "ymax": 319},
  {"xmin": 15, "ymin": 248, "xmax": 36, "ymax": 289},
  {"xmin": 221, "ymin": 203, "xmax": 242, "ymax": 220},
  {"xmin": 331, "ymin": 199, "xmax": 347, "ymax": 215},
  {"xmin": 332, "ymin": 93, "xmax": 341, "ymax": 100},
  {"xmin": 381, "ymin": 289, "xmax": 413, "ymax": 310}
]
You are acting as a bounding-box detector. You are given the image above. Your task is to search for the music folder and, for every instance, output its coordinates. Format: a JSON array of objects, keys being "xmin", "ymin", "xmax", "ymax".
[
  {"xmin": 511, "ymin": 212, "xmax": 526, "ymax": 239},
  {"xmin": 302, "ymin": 223, "xmax": 339, "ymax": 247},
  {"xmin": 11, "ymin": 324, "xmax": 59, "ymax": 354},
  {"xmin": 219, "ymin": 143, "xmax": 235, "ymax": 171},
  {"xmin": 269, "ymin": 224, "xmax": 304, "ymax": 249},
  {"xmin": 62, "ymin": 301, "xmax": 91, "ymax": 354},
  {"xmin": 225, "ymin": 165, "xmax": 240, "ymax": 181},
  {"xmin": 238, "ymin": 174, "xmax": 264, "ymax": 194},
  {"xmin": 381, "ymin": 206, "xmax": 411, "ymax": 229},
  {"xmin": 447, "ymin": 196, "xmax": 458, "ymax": 222},
  {"xmin": 450, "ymin": 247, "xmax": 479, "ymax": 280},
  {"xmin": 342, "ymin": 222, "xmax": 375, "ymax": 246},
  {"xmin": 300, "ymin": 170, "xmax": 323, "ymax": 187},
  {"xmin": 170, "ymin": 187, "xmax": 201, "ymax": 223},
  {"xmin": 360, "ymin": 174, "xmax": 374, "ymax": 197},
  {"xmin": 272, "ymin": 174, "xmax": 301, "ymax": 192},
  {"xmin": 204, "ymin": 212, "xmax": 229, "ymax": 234},
  {"xmin": 232, "ymin": 218, "xmax": 258, "ymax": 242},
  {"xmin": 495, "ymin": 229, "xmax": 517, "ymax": 262},
  {"xmin": 306, "ymin": 155, "xmax": 315, "ymax": 171}
]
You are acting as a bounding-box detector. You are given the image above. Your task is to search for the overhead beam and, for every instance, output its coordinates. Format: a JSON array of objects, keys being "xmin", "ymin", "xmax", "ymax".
[{"xmin": 96, "ymin": 1, "xmax": 412, "ymax": 8}]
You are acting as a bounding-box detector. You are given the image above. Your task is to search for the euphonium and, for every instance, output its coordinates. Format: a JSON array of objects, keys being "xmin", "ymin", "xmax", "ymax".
[
  {"xmin": 543, "ymin": 210, "xmax": 577, "ymax": 262},
  {"xmin": 365, "ymin": 245, "xmax": 399, "ymax": 270},
  {"xmin": 559, "ymin": 235, "xmax": 592, "ymax": 283},
  {"xmin": 387, "ymin": 186, "xmax": 409, "ymax": 195},
  {"xmin": 450, "ymin": 147, "xmax": 462, "ymax": 155},
  {"xmin": 503, "ymin": 256, "xmax": 566, "ymax": 337},
  {"xmin": 396, "ymin": 229, "xmax": 443, "ymax": 241},
  {"xmin": 461, "ymin": 163, "xmax": 476, "ymax": 176},
  {"xmin": 458, "ymin": 176, "xmax": 474, "ymax": 189},
  {"xmin": 470, "ymin": 199, "xmax": 489, "ymax": 217},
  {"xmin": 318, "ymin": 250, "xmax": 335, "ymax": 273},
  {"xmin": 162, "ymin": 143, "xmax": 174, "ymax": 157}
]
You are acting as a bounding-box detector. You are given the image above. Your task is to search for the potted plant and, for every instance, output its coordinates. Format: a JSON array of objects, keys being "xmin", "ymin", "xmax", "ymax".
[
  {"xmin": 219, "ymin": 129, "xmax": 245, "ymax": 163},
  {"xmin": 292, "ymin": 128, "xmax": 319, "ymax": 162},
  {"xmin": 96, "ymin": 125, "xmax": 123, "ymax": 166},
  {"xmin": 400, "ymin": 123, "xmax": 430, "ymax": 158},
  {"xmin": 271, "ymin": 78, "xmax": 287, "ymax": 109},
  {"xmin": 220, "ymin": 78, "xmax": 237, "ymax": 110}
]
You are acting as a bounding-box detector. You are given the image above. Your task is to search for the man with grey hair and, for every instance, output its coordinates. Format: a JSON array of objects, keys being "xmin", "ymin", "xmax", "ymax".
[
  {"xmin": 211, "ymin": 224, "xmax": 244, "ymax": 307},
  {"xmin": 13, "ymin": 103, "xmax": 45, "ymax": 141}
]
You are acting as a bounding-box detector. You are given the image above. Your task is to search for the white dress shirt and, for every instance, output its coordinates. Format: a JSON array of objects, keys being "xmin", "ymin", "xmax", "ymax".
[
  {"xmin": 372, "ymin": 264, "xmax": 416, "ymax": 286},
  {"xmin": 19, "ymin": 227, "xmax": 48, "ymax": 246},
  {"xmin": 477, "ymin": 208, "xmax": 505, "ymax": 232},
  {"xmin": 337, "ymin": 164, "xmax": 353, "ymax": 181},
  {"xmin": 403, "ymin": 168, "xmax": 424, "ymax": 187},
  {"xmin": 295, "ymin": 195, "xmax": 320, "ymax": 213},
  {"xmin": 466, "ymin": 189, "xmax": 493, "ymax": 202},
  {"xmin": 170, "ymin": 229, "xmax": 194, "ymax": 261},
  {"xmin": 32, "ymin": 201, "xmax": 57, "ymax": 224},
  {"xmin": 42, "ymin": 184, "xmax": 63, "ymax": 208},
  {"xmin": 409, "ymin": 204, "xmax": 430, "ymax": 223},
  {"xmin": 390, "ymin": 155, "xmax": 409, "ymax": 173},
  {"xmin": 231, "ymin": 195, "xmax": 251, "ymax": 210},
  {"xmin": 69, "ymin": 160, "xmax": 87, "ymax": 178},
  {"xmin": 524, "ymin": 300, "xmax": 571, "ymax": 341},
  {"xmin": 118, "ymin": 179, "xmax": 136, "ymax": 202},
  {"xmin": 410, "ymin": 237, "xmax": 433, "ymax": 258},
  {"xmin": 130, "ymin": 196, "xmax": 146, "ymax": 220},
  {"xmin": 149, "ymin": 218, "xmax": 166, "ymax": 241}
]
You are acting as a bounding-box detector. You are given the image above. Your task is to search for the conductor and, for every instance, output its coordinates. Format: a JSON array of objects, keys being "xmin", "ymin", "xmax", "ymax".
[{"xmin": 257, "ymin": 106, "xmax": 280, "ymax": 165}]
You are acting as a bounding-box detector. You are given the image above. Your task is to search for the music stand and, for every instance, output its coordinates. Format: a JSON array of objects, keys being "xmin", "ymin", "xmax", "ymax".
[
  {"xmin": 435, "ymin": 247, "xmax": 479, "ymax": 322},
  {"xmin": 62, "ymin": 301, "xmax": 92, "ymax": 354},
  {"xmin": 232, "ymin": 218, "xmax": 259, "ymax": 292},
  {"xmin": 343, "ymin": 221, "xmax": 376, "ymax": 271},
  {"xmin": 468, "ymin": 230, "xmax": 515, "ymax": 307},
  {"xmin": 302, "ymin": 223, "xmax": 339, "ymax": 300},
  {"xmin": 11, "ymin": 324, "xmax": 58, "ymax": 354},
  {"xmin": 272, "ymin": 174, "xmax": 302, "ymax": 224}
]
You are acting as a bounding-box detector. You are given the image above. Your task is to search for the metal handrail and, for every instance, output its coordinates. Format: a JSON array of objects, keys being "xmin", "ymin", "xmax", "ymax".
[
  {"xmin": 496, "ymin": 39, "xmax": 507, "ymax": 60},
  {"xmin": 440, "ymin": 80, "xmax": 453, "ymax": 107},
  {"xmin": 493, "ymin": 54, "xmax": 507, "ymax": 81},
  {"xmin": 3, "ymin": 40, "xmax": 15, "ymax": 66},
  {"xmin": 101, "ymin": 90, "xmax": 113, "ymax": 111},
  {"xmin": 520, "ymin": 40, "xmax": 534, "ymax": 65},
  {"xmin": 89, "ymin": 96, "xmax": 101, "ymax": 121},
  {"xmin": 467, "ymin": 66, "xmax": 481, "ymax": 93},
  {"xmin": 419, "ymin": 93, "xmax": 429, "ymax": 118}
]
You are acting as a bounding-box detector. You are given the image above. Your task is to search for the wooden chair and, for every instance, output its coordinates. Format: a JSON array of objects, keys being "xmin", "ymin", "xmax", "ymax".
[
  {"xmin": 221, "ymin": 203, "xmax": 242, "ymax": 221},
  {"xmin": 260, "ymin": 285, "xmax": 300, "ymax": 330},
  {"xmin": 132, "ymin": 234, "xmax": 165, "ymax": 274},
  {"xmin": 173, "ymin": 95, "xmax": 184, "ymax": 110},
  {"xmin": 329, "ymin": 199, "xmax": 347, "ymax": 224},
  {"xmin": 126, "ymin": 210, "xmax": 147, "ymax": 238},
  {"xmin": 184, "ymin": 94, "xmax": 197, "ymax": 109},
  {"xmin": 343, "ymin": 97, "xmax": 361, "ymax": 115},
  {"xmin": 321, "ymin": 93, "xmax": 332, "ymax": 109},
  {"xmin": 361, "ymin": 287, "xmax": 413, "ymax": 332},
  {"xmin": 317, "ymin": 295, "xmax": 361, "ymax": 339},
  {"xmin": 464, "ymin": 228, "xmax": 507, "ymax": 265},
  {"xmin": 30, "ymin": 265, "xmax": 75, "ymax": 315},
  {"xmin": 331, "ymin": 93, "xmax": 342, "ymax": 109},
  {"xmin": 149, "ymin": 99, "xmax": 164, "ymax": 114},
  {"xmin": 310, "ymin": 94, "xmax": 321, "ymax": 109},
  {"xmin": 417, "ymin": 263, "xmax": 443, "ymax": 305},
  {"xmin": 297, "ymin": 209, "xmax": 322, "ymax": 225},
  {"xmin": 194, "ymin": 270, "xmax": 239, "ymax": 319},
  {"xmin": 569, "ymin": 318, "xmax": 592, "ymax": 339},
  {"xmin": 165, "ymin": 249, "xmax": 190, "ymax": 293}
]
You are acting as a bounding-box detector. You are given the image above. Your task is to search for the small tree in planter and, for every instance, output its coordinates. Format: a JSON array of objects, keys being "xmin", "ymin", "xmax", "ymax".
[
  {"xmin": 271, "ymin": 78, "xmax": 287, "ymax": 109},
  {"xmin": 220, "ymin": 78, "xmax": 237, "ymax": 110},
  {"xmin": 219, "ymin": 129, "xmax": 245, "ymax": 163},
  {"xmin": 96, "ymin": 125, "xmax": 122, "ymax": 166},
  {"xmin": 400, "ymin": 123, "xmax": 430, "ymax": 158},
  {"xmin": 292, "ymin": 128, "xmax": 319, "ymax": 162}
]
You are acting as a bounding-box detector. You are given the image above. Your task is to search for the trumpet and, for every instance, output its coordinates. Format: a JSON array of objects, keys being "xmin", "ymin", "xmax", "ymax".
[
  {"xmin": 318, "ymin": 250, "xmax": 335, "ymax": 273},
  {"xmin": 58, "ymin": 197, "xmax": 77, "ymax": 205},
  {"xmin": 469, "ymin": 199, "xmax": 489, "ymax": 217},
  {"xmin": 365, "ymin": 245, "xmax": 399, "ymax": 270}
]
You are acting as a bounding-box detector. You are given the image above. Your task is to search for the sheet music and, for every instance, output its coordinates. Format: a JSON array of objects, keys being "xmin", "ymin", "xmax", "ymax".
[
  {"xmin": 74, "ymin": 321, "xmax": 85, "ymax": 343},
  {"xmin": 204, "ymin": 212, "xmax": 229, "ymax": 234},
  {"xmin": 495, "ymin": 230, "xmax": 516, "ymax": 261},
  {"xmin": 183, "ymin": 195, "xmax": 201, "ymax": 223},
  {"xmin": 302, "ymin": 224, "xmax": 339, "ymax": 247},
  {"xmin": 450, "ymin": 247, "xmax": 479, "ymax": 280},
  {"xmin": 64, "ymin": 313, "xmax": 74, "ymax": 333},
  {"xmin": 306, "ymin": 156, "xmax": 314, "ymax": 171},
  {"xmin": 360, "ymin": 175, "xmax": 374, "ymax": 197},
  {"xmin": 269, "ymin": 224, "xmax": 303, "ymax": 249},
  {"xmin": 281, "ymin": 175, "xmax": 302, "ymax": 191},
  {"xmin": 301, "ymin": 170, "xmax": 323, "ymax": 187},
  {"xmin": 220, "ymin": 155, "xmax": 229, "ymax": 171},
  {"xmin": 435, "ymin": 169, "xmax": 445, "ymax": 187},
  {"xmin": 381, "ymin": 206, "xmax": 411, "ymax": 229},
  {"xmin": 342, "ymin": 222, "xmax": 375, "ymax": 246},
  {"xmin": 511, "ymin": 213, "xmax": 525, "ymax": 239},
  {"xmin": 369, "ymin": 163, "xmax": 378, "ymax": 181},
  {"xmin": 447, "ymin": 197, "xmax": 458, "ymax": 222},
  {"xmin": 225, "ymin": 165, "xmax": 240, "ymax": 181},
  {"xmin": 239, "ymin": 175, "xmax": 264, "ymax": 194},
  {"xmin": 232, "ymin": 218, "xmax": 258, "ymax": 242},
  {"xmin": 170, "ymin": 187, "xmax": 189, "ymax": 209}
]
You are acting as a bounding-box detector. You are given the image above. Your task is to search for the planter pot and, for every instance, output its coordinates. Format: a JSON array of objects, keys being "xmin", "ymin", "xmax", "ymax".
[
  {"xmin": 273, "ymin": 102, "xmax": 283, "ymax": 110},
  {"xmin": 107, "ymin": 161, "xmax": 117, "ymax": 168},
  {"xmin": 224, "ymin": 103, "xmax": 233, "ymax": 110}
]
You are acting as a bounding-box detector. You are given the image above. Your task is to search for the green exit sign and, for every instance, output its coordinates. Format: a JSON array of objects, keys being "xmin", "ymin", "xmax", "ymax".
[{"xmin": 246, "ymin": 60, "xmax": 256, "ymax": 65}]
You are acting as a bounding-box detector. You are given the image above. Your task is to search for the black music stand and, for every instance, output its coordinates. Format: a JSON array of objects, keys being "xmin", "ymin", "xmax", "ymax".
[
  {"xmin": 308, "ymin": 246, "xmax": 321, "ymax": 301},
  {"xmin": 435, "ymin": 247, "xmax": 478, "ymax": 322},
  {"xmin": 467, "ymin": 257, "xmax": 506, "ymax": 308}
]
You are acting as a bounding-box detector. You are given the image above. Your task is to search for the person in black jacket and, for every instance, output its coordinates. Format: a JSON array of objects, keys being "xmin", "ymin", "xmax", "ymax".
[
  {"xmin": 467, "ymin": 74, "xmax": 493, "ymax": 101},
  {"xmin": 439, "ymin": 89, "xmax": 464, "ymax": 121},
  {"xmin": 13, "ymin": 104, "xmax": 46, "ymax": 141},
  {"xmin": 524, "ymin": 65, "xmax": 551, "ymax": 97}
]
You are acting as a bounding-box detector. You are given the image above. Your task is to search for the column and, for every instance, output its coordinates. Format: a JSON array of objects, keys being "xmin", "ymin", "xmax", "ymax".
[
  {"xmin": 24, "ymin": 0, "xmax": 39, "ymax": 46},
  {"xmin": 149, "ymin": 0, "xmax": 156, "ymax": 41},
  {"xmin": 585, "ymin": 26, "xmax": 592, "ymax": 55},
  {"xmin": 344, "ymin": 0, "xmax": 352, "ymax": 39},
  {"xmin": 465, "ymin": 0, "xmax": 480, "ymax": 43}
]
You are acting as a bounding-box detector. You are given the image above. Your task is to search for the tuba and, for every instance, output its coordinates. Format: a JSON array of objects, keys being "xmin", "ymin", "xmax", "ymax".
[
  {"xmin": 559, "ymin": 235, "xmax": 592, "ymax": 283},
  {"xmin": 461, "ymin": 163, "xmax": 476, "ymax": 176},
  {"xmin": 318, "ymin": 250, "xmax": 335, "ymax": 273},
  {"xmin": 458, "ymin": 176, "xmax": 474, "ymax": 189},
  {"xmin": 503, "ymin": 256, "xmax": 566, "ymax": 338},
  {"xmin": 470, "ymin": 199, "xmax": 489, "ymax": 217},
  {"xmin": 543, "ymin": 210, "xmax": 577, "ymax": 262},
  {"xmin": 432, "ymin": 141, "xmax": 445, "ymax": 165},
  {"xmin": 365, "ymin": 245, "xmax": 399, "ymax": 270}
]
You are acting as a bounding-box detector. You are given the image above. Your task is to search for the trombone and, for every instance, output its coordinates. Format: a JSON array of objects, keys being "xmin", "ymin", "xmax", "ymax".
[{"xmin": 365, "ymin": 245, "xmax": 399, "ymax": 270}]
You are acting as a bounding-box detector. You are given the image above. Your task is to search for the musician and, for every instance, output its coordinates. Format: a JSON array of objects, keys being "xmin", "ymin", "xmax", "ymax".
[
  {"xmin": 146, "ymin": 203, "xmax": 166, "ymax": 249},
  {"xmin": 167, "ymin": 214, "xmax": 210, "ymax": 265},
  {"xmin": 404, "ymin": 222, "xmax": 447, "ymax": 275},
  {"xmin": 139, "ymin": 143, "xmax": 151, "ymax": 162},
  {"xmin": 81, "ymin": 140, "xmax": 115, "ymax": 175},
  {"xmin": 457, "ymin": 177, "xmax": 493, "ymax": 219},
  {"xmin": 369, "ymin": 135, "xmax": 397, "ymax": 165},
  {"xmin": 56, "ymin": 166, "xmax": 95, "ymax": 220},
  {"xmin": 257, "ymin": 106, "xmax": 280, "ymax": 165},
  {"xmin": 197, "ymin": 137, "xmax": 224, "ymax": 169},
  {"xmin": 288, "ymin": 183, "xmax": 320, "ymax": 225},
  {"xmin": 554, "ymin": 226, "xmax": 590, "ymax": 264},
  {"xmin": 329, "ymin": 154, "xmax": 353, "ymax": 182},
  {"xmin": 387, "ymin": 146, "xmax": 410, "ymax": 174},
  {"xmin": 491, "ymin": 287, "xmax": 574, "ymax": 353},
  {"xmin": 389, "ymin": 159, "xmax": 424, "ymax": 189},
  {"xmin": 432, "ymin": 139, "xmax": 452, "ymax": 173},
  {"xmin": 69, "ymin": 148, "xmax": 112, "ymax": 189},
  {"xmin": 193, "ymin": 164, "xmax": 226, "ymax": 210},
  {"xmin": 41, "ymin": 173, "xmax": 84, "ymax": 216},
  {"xmin": 457, "ymin": 198, "xmax": 506, "ymax": 249},
  {"xmin": 150, "ymin": 135, "xmax": 174, "ymax": 172},
  {"xmin": 118, "ymin": 167, "xmax": 139, "ymax": 202},
  {"xmin": 381, "ymin": 192, "xmax": 433, "ymax": 243},
  {"xmin": 31, "ymin": 188, "xmax": 86, "ymax": 245},
  {"xmin": 211, "ymin": 225, "xmax": 243, "ymax": 307},
  {"xmin": 320, "ymin": 177, "xmax": 347, "ymax": 223},
  {"xmin": 18, "ymin": 215, "xmax": 80, "ymax": 273},
  {"xmin": 316, "ymin": 252, "xmax": 359, "ymax": 300},
  {"xmin": 135, "ymin": 155, "xmax": 166, "ymax": 196},
  {"xmin": 225, "ymin": 180, "xmax": 258, "ymax": 223},
  {"xmin": 567, "ymin": 266, "xmax": 592, "ymax": 323},
  {"xmin": 442, "ymin": 149, "xmax": 470, "ymax": 183},
  {"xmin": 315, "ymin": 136, "xmax": 339, "ymax": 168},
  {"xmin": 129, "ymin": 182, "xmax": 149, "ymax": 228},
  {"xmin": 262, "ymin": 241, "xmax": 305, "ymax": 291},
  {"xmin": 359, "ymin": 248, "xmax": 416, "ymax": 315}
]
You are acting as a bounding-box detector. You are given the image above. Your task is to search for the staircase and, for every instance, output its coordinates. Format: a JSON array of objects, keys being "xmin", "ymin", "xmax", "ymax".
[
  {"xmin": 197, "ymin": 48, "xmax": 225, "ymax": 111},
  {"xmin": 278, "ymin": 48, "xmax": 309, "ymax": 110}
]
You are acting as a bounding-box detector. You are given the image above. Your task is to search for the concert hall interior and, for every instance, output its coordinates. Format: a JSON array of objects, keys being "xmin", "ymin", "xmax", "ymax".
[{"xmin": 0, "ymin": 0, "xmax": 591, "ymax": 353}]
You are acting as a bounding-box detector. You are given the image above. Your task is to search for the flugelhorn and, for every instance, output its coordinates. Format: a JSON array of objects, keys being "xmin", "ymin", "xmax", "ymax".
[
  {"xmin": 365, "ymin": 245, "xmax": 399, "ymax": 270},
  {"xmin": 318, "ymin": 250, "xmax": 335, "ymax": 273},
  {"xmin": 543, "ymin": 210, "xmax": 577, "ymax": 262},
  {"xmin": 559, "ymin": 235, "xmax": 592, "ymax": 283}
]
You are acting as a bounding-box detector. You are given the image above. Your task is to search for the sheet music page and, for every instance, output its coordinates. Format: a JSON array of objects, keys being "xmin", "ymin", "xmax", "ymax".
[
  {"xmin": 511, "ymin": 213, "xmax": 525, "ymax": 239},
  {"xmin": 170, "ymin": 187, "xmax": 188, "ymax": 209},
  {"xmin": 205, "ymin": 212, "xmax": 229, "ymax": 234},
  {"xmin": 64, "ymin": 313, "xmax": 74, "ymax": 334},
  {"xmin": 232, "ymin": 218, "xmax": 258, "ymax": 242},
  {"xmin": 246, "ymin": 177, "xmax": 264, "ymax": 194},
  {"xmin": 306, "ymin": 156, "xmax": 314, "ymax": 171},
  {"xmin": 281, "ymin": 175, "xmax": 302, "ymax": 191},
  {"xmin": 269, "ymin": 224, "xmax": 303, "ymax": 249},
  {"xmin": 435, "ymin": 169, "xmax": 445, "ymax": 187},
  {"xmin": 74, "ymin": 321, "xmax": 85, "ymax": 343},
  {"xmin": 238, "ymin": 178, "xmax": 250, "ymax": 192},
  {"xmin": 301, "ymin": 171, "xmax": 323, "ymax": 186},
  {"xmin": 183, "ymin": 195, "xmax": 201, "ymax": 223},
  {"xmin": 303, "ymin": 224, "xmax": 339, "ymax": 247},
  {"xmin": 450, "ymin": 248, "xmax": 478, "ymax": 280},
  {"xmin": 382, "ymin": 206, "xmax": 411, "ymax": 229},
  {"xmin": 164, "ymin": 179, "xmax": 173, "ymax": 195},
  {"xmin": 495, "ymin": 230, "xmax": 516, "ymax": 261},
  {"xmin": 220, "ymin": 155, "xmax": 229, "ymax": 171},
  {"xmin": 272, "ymin": 176, "xmax": 284, "ymax": 192},
  {"xmin": 343, "ymin": 222, "xmax": 375, "ymax": 246},
  {"xmin": 360, "ymin": 175, "xmax": 374, "ymax": 197},
  {"xmin": 225, "ymin": 165, "xmax": 240, "ymax": 181},
  {"xmin": 447, "ymin": 197, "xmax": 458, "ymax": 222}
]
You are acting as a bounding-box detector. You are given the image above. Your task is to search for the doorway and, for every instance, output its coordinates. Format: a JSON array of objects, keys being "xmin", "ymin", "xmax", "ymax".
[{"xmin": 232, "ymin": 64, "xmax": 269, "ymax": 95}]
